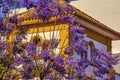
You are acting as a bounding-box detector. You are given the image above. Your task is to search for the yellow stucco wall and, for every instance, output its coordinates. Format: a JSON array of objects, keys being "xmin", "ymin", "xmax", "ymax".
[{"xmin": 8, "ymin": 23, "xmax": 69, "ymax": 55}]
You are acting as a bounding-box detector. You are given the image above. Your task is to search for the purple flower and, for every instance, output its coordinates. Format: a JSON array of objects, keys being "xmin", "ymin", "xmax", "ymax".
[
  {"xmin": 13, "ymin": 56, "xmax": 33, "ymax": 67},
  {"xmin": 54, "ymin": 56, "xmax": 64, "ymax": 65},
  {"xmin": 93, "ymin": 69, "xmax": 102, "ymax": 77},
  {"xmin": 69, "ymin": 26, "xmax": 85, "ymax": 34},
  {"xmin": 32, "ymin": 13, "xmax": 38, "ymax": 19},
  {"xmin": 0, "ymin": 0, "xmax": 3, "ymax": 3},
  {"xmin": 0, "ymin": 41, "xmax": 6, "ymax": 52},
  {"xmin": 2, "ymin": 6, "xmax": 9, "ymax": 13},
  {"xmin": 26, "ymin": 42, "xmax": 36, "ymax": 55},
  {"xmin": 9, "ymin": 15, "xmax": 18, "ymax": 24},
  {"xmin": 14, "ymin": 0, "xmax": 20, "ymax": 7},
  {"xmin": 71, "ymin": 33, "xmax": 86, "ymax": 43},
  {"xmin": 20, "ymin": 71, "xmax": 32, "ymax": 79},
  {"xmin": 65, "ymin": 0, "xmax": 71, "ymax": 3},
  {"xmin": 73, "ymin": 40, "xmax": 88, "ymax": 54},
  {"xmin": 64, "ymin": 47, "xmax": 72, "ymax": 55},
  {"xmin": 38, "ymin": 50, "xmax": 51, "ymax": 61},
  {"xmin": 0, "ymin": 26, "xmax": 6, "ymax": 36},
  {"xmin": 6, "ymin": 24, "xmax": 13, "ymax": 35},
  {"xmin": 58, "ymin": 16, "xmax": 74, "ymax": 24},
  {"xmin": 50, "ymin": 39, "xmax": 59, "ymax": 48},
  {"xmin": 98, "ymin": 67, "xmax": 109, "ymax": 74},
  {"xmin": 26, "ymin": 62, "xmax": 34, "ymax": 71},
  {"xmin": 26, "ymin": 0, "xmax": 34, "ymax": 9},
  {"xmin": 1, "ymin": 53, "xmax": 6, "ymax": 58},
  {"xmin": 45, "ymin": 74, "xmax": 57, "ymax": 80},
  {"xmin": 43, "ymin": 39, "xmax": 59, "ymax": 49},
  {"xmin": 54, "ymin": 65, "xmax": 66, "ymax": 74},
  {"xmin": 66, "ymin": 57, "xmax": 76, "ymax": 67},
  {"xmin": 15, "ymin": 33, "xmax": 26, "ymax": 42},
  {"xmin": 64, "ymin": 6, "xmax": 74, "ymax": 13},
  {"xmin": 77, "ymin": 58, "xmax": 90, "ymax": 67},
  {"xmin": 10, "ymin": 63, "xmax": 16, "ymax": 69},
  {"xmin": 0, "ymin": 18, "xmax": 3, "ymax": 24},
  {"xmin": 12, "ymin": 42, "xmax": 25, "ymax": 54},
  {"xmin": 18, "ymin": 17, "xmax": 24, "ymax": 22}
]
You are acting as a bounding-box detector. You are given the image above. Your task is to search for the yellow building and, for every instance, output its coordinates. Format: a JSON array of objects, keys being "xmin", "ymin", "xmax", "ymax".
[{"xmin": 8, "ymin": 1, "xmax": 120, "ymax": 79}]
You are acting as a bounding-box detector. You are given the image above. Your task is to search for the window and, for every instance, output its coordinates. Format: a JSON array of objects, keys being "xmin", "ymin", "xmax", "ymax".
[
  {"xmin": 30, "ymin": 35, "xmax": 43, "ymax": 55},
  {"xmin": 87, "ymin": 41, "xmax": 95, "ymax": 61},
  {"xmin": 84, "ymin": 37, "xmax": 107, "ymax": 52}
]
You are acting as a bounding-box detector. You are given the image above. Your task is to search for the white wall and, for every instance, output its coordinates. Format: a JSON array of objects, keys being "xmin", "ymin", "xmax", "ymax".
[{"xmin": 70, "ymin": 0, "xmax": 120, "ymax": 54}]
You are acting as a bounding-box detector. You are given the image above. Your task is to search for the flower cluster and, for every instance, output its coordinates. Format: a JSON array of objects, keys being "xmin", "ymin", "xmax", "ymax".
[
  {"xmin": 38, "ymin": 50, "xmax": 51, "ymax": 61},
  {"xmin": 0, "ymin": 18, "xmax": 13, "ymax": 36},
  {"xmin": 0, "ymin": 0, "xmax": 119, "ymax": 80},
  {"xmin": 0, "ymin": 41, "xmax": 6, "ymax": 52},
  {"xmin": 67, "ymin": 25, "xmax": 89, "ymax": 56},
  {"xmin": 91, "ymin": 48, "xmax": 119, "ymax": 78},
  {"xmin": 53, "ymin": 56, "xmax": 64, "ymax": 65},
  {"xmin": 26, "ymin": 42, "xmax": 36, "ymax": 56},
  {"xmin": 73, "ymin": 40, "xmax": 88, "ymax": 54},
  {"xmin": 43, "ymin": 39, "xmax": 59, "ymax": 50}
]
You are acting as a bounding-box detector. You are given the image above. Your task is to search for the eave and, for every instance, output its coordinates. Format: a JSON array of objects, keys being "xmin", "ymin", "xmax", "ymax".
[
  {"xmin": 16, "ymin": 3, "xmax": 120, "ymax": 40},
  {"xmin": 70, "ymin": 4, "xmax": 120, "ymax": 40}
]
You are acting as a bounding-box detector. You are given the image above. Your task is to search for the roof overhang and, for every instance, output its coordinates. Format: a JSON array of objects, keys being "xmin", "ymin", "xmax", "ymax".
[
  {"xmin": 75, "ymin": 17, "xmax": 120, "ymax": 40},
  {"xmin": 16, "ymin": 2, "xmax": 120, "ymax": 40},
  {"xmin": 69, "ymin": 4, "xmax": 120, "ymax": 40}
]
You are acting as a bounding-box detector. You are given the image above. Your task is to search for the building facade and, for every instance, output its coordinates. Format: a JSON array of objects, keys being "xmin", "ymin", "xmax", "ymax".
[{"xmin": 7, "ymin": 1, "xmax": 120, "ymax": 79}]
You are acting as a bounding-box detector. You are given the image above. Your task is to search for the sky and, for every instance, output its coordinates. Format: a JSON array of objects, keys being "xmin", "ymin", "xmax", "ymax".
[{"xmin": 70, "ymin": 0, "xmax": 120, "ymax": 54}]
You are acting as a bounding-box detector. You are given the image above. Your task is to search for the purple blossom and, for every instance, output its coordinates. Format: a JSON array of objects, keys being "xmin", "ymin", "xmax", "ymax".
[
  {"xmin": 93, "ymin": 69, "xmax": 102, "ymax": 77},
  {"xmin": 54, "ymin": 65, "xmax": 66, "ymax": 74},
  {"xmin": 20, "ymin": 71, "xmax": 33, "ymax": 79},
  {"xmin": 0, "ymin": 0, "xmax": 3, "ymax": 4},
  {"xmin": 0, "ymin": 26, "xmax": 6, "ymax": 36},
  {"xmin": 15, "ymin": 33, "xmax": 26, "ymax": 42},
  {"xmin": 64, "ymin": 6, "xmax": 74, "ymax": 13},
  {"xmin": 18, "ymin": 18, "xmax": 24, "ymax": 22},
  {"xmin": 26, "ymin": 42, "xmax": 36, "ymax": 55},
  {"xmin": 50, "ymin": 39, "xmax": 59, "ymax": 48},
  {"xmin": 2, "ymin": 6, "xmax": 9, "ymax": 13},
  {"xmin": 77, "ymin": 58, "xmax": 90, "ymax": 68},
  {"xmin": 45, "ymin": 74, "xmax": 58, "ymax": 80},
  {"xmin": 12, "ymin": 41, "xmax": 25, "ymax": 54},
  {"xmin": 1, "ymin": 53, "xmax": 6, "ymax": 58},
  {"xmin": 54, "ymin": 56, "xmax": 64, "ymax": 65},
  {"xmin": 26, "ymin": 0, "xmax": 35, "ymax": 9},
  {"xmin": 14, "ymin": 0, "xmax": 20, "ymax": 7},
  {"xmin": 10, "ymin": 63, "xmax": 16, "ymax": 69},
  {"xmin": 58, "ymin": 16, "xmax": 75, "ymax": 24},
  {"xmin": 73, "ymin": 40, "xmax": 88, "ymax": 54},
  {"xmin": 66, "ymin": 57, "xmax": 76, "ymax": 67},
  {"xmin": 0, "ymin": 41, "xmax": 6, "ymax": 52},
  {"xmin": 71, "ymin": 33, "xmax": 86, "ymax": 43},
  {"xmin": 26, "ymin": 62, "xmax": 34, "ymax": 71},
  {"xmin": 13, "ymin": 56, "xmax": 33, "ymax": 67},
  {"xmin": 98, "ymin": 67, "xmax": 109, "ymax": 74},
  {"xmin": 32, "ymin": 13, "xmax": 38, "ymax": 19},
  {"xmin": 0, "ymin": 0, "xmax": 119, "ymax": 80},
  {"xmin": 38, "ymin": 50, "xmax": 51, "ymax": 61},
  {"xmin": 43, "ymin": 39, "xmax": 59, "ymax": 49},
  {"xmin": 91, "ymin": 48, "xmax": 116, "ymax": 69},
  {"xmin": 65, "ymin": 0, "xmax": 71, "ymax": 3},
  {"xmin": 69, "ymin": 26, "xmax": 85, "ymax": 34},
  {"xmin": 6, "ymin": 24, "xmax": 13, "ymax": 35},
  {"xmin": 9, "ymin": 15, "xmax": 18, "ymax": 24},
  {"xmin": 64, "ymin": 47, "xmax": 72, "ymax": 55}
]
